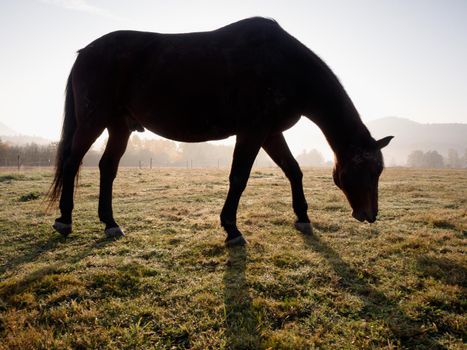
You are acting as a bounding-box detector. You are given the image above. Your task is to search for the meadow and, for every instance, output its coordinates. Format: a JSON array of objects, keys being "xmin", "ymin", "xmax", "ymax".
[{"xmin": 0, "ymin": 167, "xmax": 465, "ymax": 349}]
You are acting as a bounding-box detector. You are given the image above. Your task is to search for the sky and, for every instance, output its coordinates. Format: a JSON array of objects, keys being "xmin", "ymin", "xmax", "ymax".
[{"xmin": 1, "ymin": 0, "xmax": 466, "ymax": 156}]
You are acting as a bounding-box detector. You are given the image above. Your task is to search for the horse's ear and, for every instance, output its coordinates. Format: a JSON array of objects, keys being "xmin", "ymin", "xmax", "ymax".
[{"xmin": 376, "ymin": 136, "xmax": 394, "ymax": 149}]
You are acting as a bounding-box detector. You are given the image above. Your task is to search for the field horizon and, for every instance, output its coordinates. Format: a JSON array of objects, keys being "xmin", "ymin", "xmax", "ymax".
[{"xmin": 0, "ymin": 167, "xmax": 465, "ymax": 349}]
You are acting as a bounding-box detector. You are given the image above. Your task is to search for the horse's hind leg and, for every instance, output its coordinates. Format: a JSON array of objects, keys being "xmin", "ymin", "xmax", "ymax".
[
  {"xmin": 54, "ymin": 125, "xmax": 104, "ymax": 235},
  {"xmin": 221, "ymin": 133, "xmax": 266, "ymax": 246},
  {"xmin": 262, "ymin": 133, "xmax": 312, "ymax": 235},
  {"xmin": 98, "ymin": 123, "xmax": 131, "ymax": 238}
]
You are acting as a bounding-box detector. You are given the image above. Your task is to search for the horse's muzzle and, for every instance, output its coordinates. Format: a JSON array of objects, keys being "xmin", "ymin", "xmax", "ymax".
[{"xmin": 352, "ymin": 210, "xmax": 377, "ymax": 223}]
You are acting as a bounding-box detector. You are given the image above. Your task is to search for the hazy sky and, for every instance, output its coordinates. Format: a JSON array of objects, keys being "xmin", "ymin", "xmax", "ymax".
[{"xmin": 1, "ymin": 0, "xmax": 466, "ymax": 149}]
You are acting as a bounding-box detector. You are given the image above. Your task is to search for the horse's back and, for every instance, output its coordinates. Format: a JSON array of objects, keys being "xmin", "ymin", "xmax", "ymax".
[
  {"xmin": 77, "ymin": 17, "xmax": 293, "ymax": 78},
  {"xmin": 81, "ymin": 17, "xmax": 281, "ymax": 52},
  {"xmin": 71, "ymin": 17, "xmax": 307, "ymax": 141}
]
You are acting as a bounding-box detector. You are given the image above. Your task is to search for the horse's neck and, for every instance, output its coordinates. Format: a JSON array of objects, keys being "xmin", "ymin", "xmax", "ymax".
[
  {"xmin": 300, "ymin": 50, "xmax": 374, "ymax": 160},
  {"xmin": 307, "ymin": 98, "xmax": 373, "ymax": 160}
]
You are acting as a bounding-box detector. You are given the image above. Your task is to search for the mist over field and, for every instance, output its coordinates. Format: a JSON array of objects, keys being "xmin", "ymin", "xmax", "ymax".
[{"xmin": 1, "ymin": 117, "xmax": 466, "ymax": 168}]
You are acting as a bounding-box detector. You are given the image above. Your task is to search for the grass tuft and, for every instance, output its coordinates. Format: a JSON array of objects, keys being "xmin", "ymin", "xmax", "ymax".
[
  {"xmin": 0, "ymin": 174, "xmax": 25, "ymax": 182},
  {"xmin": 19, "ymin": 191, "xmax": 41, "ymax": 202}
]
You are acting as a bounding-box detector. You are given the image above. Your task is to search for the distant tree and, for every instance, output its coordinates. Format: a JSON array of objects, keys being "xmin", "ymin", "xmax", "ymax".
[
  {"xmin": 461, "ymin": 149, "xmax": 467, "ymax": 168},
  {"xmin": 424, "ymin": 150, "xmax": 444, "ymax": 168},
  {"xmin": 178, "ymin": 142, "xmax": 233, "ymax": 167},
  {"xmin": 141, "ymin": 139, "xmax": 178, "ymax": 165},
  {"xmin": 407, "ymin": 150, "xmax": 444, "ymax": 168},
  {"xmin": 296, "ymin": 149, "xmax": 325, "ymax": 167},
  {"xmin": 407, "ymin": 150, "xmax": 425, "ymax": 168},
  {"xmin": 130, "ymin": 134, "xmax": 143, "ymax": 150},
  {"xmin": 446, "ymin": 149, "xmax": 461, "ymax": 168},
  {"xmin": 82, "ymin": 149, "xmax": 102, "ymax": 166},
  {"xmin": 254, "ymin": 149, "xmax": 273, "ymax": 167},
  {"xmin": 120, "ymin": 135, "xmax": 168, "ymax": 167},
  {"xmin": 0, "ymin": 138, "xmax": 7, "ymax": 158}
]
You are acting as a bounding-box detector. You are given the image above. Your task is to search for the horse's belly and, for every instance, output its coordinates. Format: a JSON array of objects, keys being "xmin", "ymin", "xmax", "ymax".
[
  {"xmin": 128, "ymin": 84, "xmax": 242, "ymax": 141},
  {"xmin": 135, "ymin": 110, "xmax": 236, "ymax": 142}
]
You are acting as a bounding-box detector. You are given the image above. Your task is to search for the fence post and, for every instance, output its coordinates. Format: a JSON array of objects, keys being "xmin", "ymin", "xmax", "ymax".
[
  {"xmin": 17, "ymin": 155, "xmax": 20, "ymax": 171},
  {"xmin": 190, "ymin": 160, "xmax": 193, "ymax": 169},
  {"xmin": 150, "ymin": 158, "xmax": 152, "ymax": 169},
  {"xmin": 139, "ymin": 160, "xmax": 141, "ymax": 169}
]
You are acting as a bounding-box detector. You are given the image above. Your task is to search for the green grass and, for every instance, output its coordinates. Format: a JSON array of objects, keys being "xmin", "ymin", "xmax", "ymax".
[{"xmin": 0, "ymin": 167, "xmax": 465, "ymax": 349}]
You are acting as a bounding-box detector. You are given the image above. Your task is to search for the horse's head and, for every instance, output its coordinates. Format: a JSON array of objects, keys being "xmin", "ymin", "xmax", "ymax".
[{"xmin": 333, "ymin": 136, "xmax": 393, "ymax": 223}]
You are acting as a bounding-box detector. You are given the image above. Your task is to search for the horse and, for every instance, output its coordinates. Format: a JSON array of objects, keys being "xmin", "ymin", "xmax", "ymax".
[{"xmin": 49, "ymin": 17, "xmax": 393, "ymax": 246}]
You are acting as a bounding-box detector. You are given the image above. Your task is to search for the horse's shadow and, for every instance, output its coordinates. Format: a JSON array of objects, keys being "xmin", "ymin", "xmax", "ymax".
[
  {"xmin": 223, "ymin": 245, "xmax": 261, "ymax": 349},
  {"xmin": 302, "ymin": 232, "xmax": 447, "ymax": 349},
  {"xmin": 0, "ymin": 230, "xmax": 120, "ymax": 278},
  {"xmin": 0, "ymin": 234, "xmax": 65, "ymax": 277},
  {"xmin": 0, "ymin": 233, "xmax": 118, "ymax": 301}
]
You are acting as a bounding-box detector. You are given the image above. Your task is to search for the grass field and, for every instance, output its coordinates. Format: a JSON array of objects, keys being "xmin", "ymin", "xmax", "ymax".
[{"xmin": 0, "ymin": 167, "xmax": 465, "ymax": 349}]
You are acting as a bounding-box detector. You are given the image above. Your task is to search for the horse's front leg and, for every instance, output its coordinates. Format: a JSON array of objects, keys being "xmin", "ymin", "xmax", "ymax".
[
  {"xmin": 220, "ymin": 133, "xmax": 266, "ymax": 246},
  {"xmin": 262, "ymin": 133, "xmax": 312, "ymax": 234},
  {"xmin": 98, "ymin": 125, "xmax": 130, "ymax": 238}
]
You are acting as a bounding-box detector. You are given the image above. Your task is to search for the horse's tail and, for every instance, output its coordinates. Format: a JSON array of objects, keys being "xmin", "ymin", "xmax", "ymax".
[{"xmin": 48, "ymin": 72, "xmax": 76, "ymax": 207}]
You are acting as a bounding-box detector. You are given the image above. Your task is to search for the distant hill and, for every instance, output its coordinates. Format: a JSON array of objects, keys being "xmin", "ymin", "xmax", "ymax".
[
  {"xmin": 0, "ymin": 121, "xmax": 52, "ymax": 145},
  {"xmin": 0, "ymin": 121, "xmax": 17, "ymax": 136},
  {"xmin": 0, "ymin": 135, "xmax": 53, "ymax": 146},
  {"xmin": 367, "ymin": 117, "xmax": 467, "ymax": 166}
]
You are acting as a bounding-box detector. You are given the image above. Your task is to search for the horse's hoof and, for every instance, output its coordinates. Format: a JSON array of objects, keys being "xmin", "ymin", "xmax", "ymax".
[
  {"xmin": 225, "ymin": 235, "xmax": 248, "ymax": 247},
  {"xmin": 105, "ymin": 226, "xmax": 125, "ymax": 238},
  {"xmin": 294, "ymin": 222, "xmax": 313, "ymax": 235},
  {"xmin": 53, "ymin": 220, "xmax": 72, "ymax": 237}
]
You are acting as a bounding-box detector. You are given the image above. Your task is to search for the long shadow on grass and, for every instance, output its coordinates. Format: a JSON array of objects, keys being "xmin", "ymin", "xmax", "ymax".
[
  {"xmin": 0, "ymin": 237, "xmax": 116, "ymax": 301},
  {"xmin": 416, "ymin": 255, "xmax": 467, "ymax": 287},
  {"xmin": 223, "ymin": 245, "xmax": 261, "ymax": 349},
  {"xmin": 0, "ymin": 229, "xmax": 120, "ymax": 278},
  {"xmin": 0, "ymin": 234, "xmax": 65, "ymax": 277},
  {"xmin": 302, "ymin": 232, "xmax": 447, "ymax": 349}
]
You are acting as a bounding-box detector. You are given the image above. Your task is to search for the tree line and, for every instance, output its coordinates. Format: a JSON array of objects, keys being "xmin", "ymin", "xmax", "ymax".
[
  {"xmin": 406, "ymin": 149, "xmax": 467, "ymax": 168},
  {"xmin": 82, "ymin": 135, "xmax": 330, "ymax": 168},
  {"xmin": 1, "ymin": 136, "xmax": 466, "ymax": 169},
  {"xmin": 0, "ymin": 135, "xmax": 330, "ymax": 168},
  {"xmin": 0, "ymin": 138, "xmax": 56, "ymax": 167},
  {"xmin": 81, "ymin": 135, "xmax": 276, "ymax": 168}
]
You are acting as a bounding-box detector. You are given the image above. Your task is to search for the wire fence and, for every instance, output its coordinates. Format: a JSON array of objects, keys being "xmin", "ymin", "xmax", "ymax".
[{"xmin": 0, "ymin": 156, "xmax": 279, "ymax": 171}]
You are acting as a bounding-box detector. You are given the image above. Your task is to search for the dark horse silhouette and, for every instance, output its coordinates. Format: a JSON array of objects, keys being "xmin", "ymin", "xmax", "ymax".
[{"xmin": 49, "ymin": 17, "xmax": 393, "ymax": 245}]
